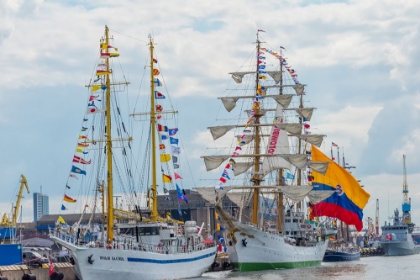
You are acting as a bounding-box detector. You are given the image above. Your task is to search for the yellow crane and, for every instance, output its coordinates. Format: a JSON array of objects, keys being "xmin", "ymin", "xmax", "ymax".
[{"xmin": 0, "ymin": 174, "xmax": 29, "ymax": 227}]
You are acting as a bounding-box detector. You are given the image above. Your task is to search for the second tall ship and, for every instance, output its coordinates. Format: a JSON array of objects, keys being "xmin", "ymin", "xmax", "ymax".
[{"xmin": 198, "ymin": 30, "xmax": 369, "ymax": 272}]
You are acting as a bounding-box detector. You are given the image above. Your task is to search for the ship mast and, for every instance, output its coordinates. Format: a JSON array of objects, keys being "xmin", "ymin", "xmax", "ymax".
[
  {"xmin": 105, "ymin": 25, "xmax": 114, "ymax": 243},
  {"xmin": 251, "ymin": 34, "xmax": 262, "ymax": 225},
  {"xmin": 149, "ymin": 36, "xmax": 158, "ymax": 221},
  {"xmin": 277, "ymin": 46, "xmax": 284, "ymax": 233}
]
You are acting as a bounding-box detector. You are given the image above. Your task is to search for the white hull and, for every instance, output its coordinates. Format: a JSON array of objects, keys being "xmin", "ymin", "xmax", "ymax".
[
  {"xmin": 51, "ymin": 236, "xmax": 216, "ymax": 280},
  {"xmin": 227, "ymin": 224, "xmax": 328, "ymax": 271}
]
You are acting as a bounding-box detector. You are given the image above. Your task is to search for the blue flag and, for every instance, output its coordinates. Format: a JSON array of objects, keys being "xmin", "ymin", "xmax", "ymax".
[
  {"xmin": 170, "ymin": 137, "xmax": 179, "ymax": 145},
  {"xmin": 169, "ymin": 128, "xmax": 178, "ymax": 136},
  {"xmin": 71, "ymin": 165, "xmax": 86, "ymax": 175},
  {"xmin": 61, "ymin": 204, "xmax": 68, "ymax": 210}
]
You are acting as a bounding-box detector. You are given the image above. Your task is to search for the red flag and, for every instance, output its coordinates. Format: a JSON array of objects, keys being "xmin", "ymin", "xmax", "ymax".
[
  {"xmin": 49, "ymin": 258, "xmax": 54, "ymax": 276},
  {"xmin": 73, "ymin": 155, "xmax": 92, "ymax": 165},
  {"xmin": 174, "ymin": 172, "xmax": 183, "ymax": 180}
]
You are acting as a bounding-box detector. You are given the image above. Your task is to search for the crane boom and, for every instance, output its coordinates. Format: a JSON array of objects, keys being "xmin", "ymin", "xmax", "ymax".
[
  {"xmin": 12, "ymin": 174, "xmax": 30, "ymax": 227},
  {"xmin": 402, "ymin": 155, "xmax": 411, "ymax": 224}
]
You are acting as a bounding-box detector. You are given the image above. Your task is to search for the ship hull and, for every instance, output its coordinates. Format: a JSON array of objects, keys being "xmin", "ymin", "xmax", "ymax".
[
  {"xmin": 380, "ymin": 240, "xmax": 420, "ymax": 256},
  {"xmin": 51, "ymin": 236, "xmax": 216, "ymax": 280},
  {"xmin": 323, "ymin": 250, "xmax": 360, "ymax": 262},
  {"xmin": 227, "ymin": 225, "xmax": 328, "ymax": 272}
]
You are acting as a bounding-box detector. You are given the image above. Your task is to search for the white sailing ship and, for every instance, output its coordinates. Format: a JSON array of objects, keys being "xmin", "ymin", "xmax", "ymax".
[
  {"xmin": 196, "ymin": 31, "xmax": 336, "ymax": 271},
  {"xmin": 50, "ymin": 26, "xmax": 216, "ymax": 280}
]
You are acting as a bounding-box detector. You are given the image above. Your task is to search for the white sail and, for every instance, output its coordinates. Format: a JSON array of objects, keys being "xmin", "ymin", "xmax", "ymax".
[
  {"xmin": 307, "ymin": 190, "xmax": 335, "ymax": 204},
  {"xmin": 278, "ymin": 185, "xmax": 312, "ymax": 202},
  {"xmin": 203, "ymin": 155, "xmax": 230, "ymax": 171},
  {"xmin": 261, "ymin": 104, "xmax": 291, "ymax": 176},
  {"xmin": 195, "ymin": 186, "xmax": 233, "ymax": 204}
]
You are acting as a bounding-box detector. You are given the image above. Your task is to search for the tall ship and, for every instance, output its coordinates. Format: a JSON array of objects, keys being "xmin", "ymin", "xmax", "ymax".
[
  {"xmin": 380, "ymin": 155, "xmax": 420, "ymax": 256},
  {"xmin": 50, "ymin": 26, "xmax": 216, "ymax": 280},
  {"xmin": 196, "ymin": 30, "xmax": 356, "ymax": 272}
]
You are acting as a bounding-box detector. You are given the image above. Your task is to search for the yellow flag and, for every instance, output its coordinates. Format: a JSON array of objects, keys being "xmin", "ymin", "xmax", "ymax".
[
  {"xmin": 58, "ymin": 216, "xmax": 66, "ymax": 224},
  {"xmin": 91, "ymin": 85, "xmax": 101, "ymax": 92},
  {"xmin": 110, "ymin": 53, "xmax": 119, "ymax": 57},
  {"xmin": 162, "ymin": 174, "xmax": 172, "ymax": 183},
  {"xmin": 160, "ymin": 154, "xmax": 171, "ymax": 162},
  {"xmin": 76, "ymin": 148, "xmax": 84, "ymax": 153}
]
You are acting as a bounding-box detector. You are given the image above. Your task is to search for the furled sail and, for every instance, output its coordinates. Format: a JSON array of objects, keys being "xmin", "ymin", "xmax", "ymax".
[
  {"xmin": 209, "ymin": 122, "xmax": 301, "ymax": 140},
  {"xmin": 295, "ymin": 108, "xmax": 315, "ymax": 121},
  {"xmin": 267, "ymin": 71, "xmax": 282, "ymax": 84},
  {"xmin": 203, "ymin": 156, "xmax": 230, "ymax": 171},
  {"xmin": 230, "ymin": 71, "xmax": 254, "ymax": 83},
  {"xmin": 221, "ymin": 97, "xmax": 240, "ymax": 112},
  {"xmin": 300, "ymin": 134, "xmax": 325, "ymax": 147},
  {"xmin": 278, "ymin": 185, "xmax": 312, "ymax": 202},
  {"xmin": 308, "ymin": 161, "xmax": 329, "ymax": 175},
  {"xmin": 209, "ymin": 125, "xmax": 236, "ymax": 140},
  {"xmin": 261, "ymin": 104, "xmax": 291, "ymax": 175},
  {"xmin": 307, "ymin": 190, "xmax": 335, "ymax": 204},
  {"xmin": 271, "ymin": 95, "xmax": 293, "ymax": 108},
  {"xmin": 195, "ymin": 187, "xmax": 233, "ymax": 204},
  {"xmin": 232, "ymin": 162, "xmax": 254, "ymax": 176}
]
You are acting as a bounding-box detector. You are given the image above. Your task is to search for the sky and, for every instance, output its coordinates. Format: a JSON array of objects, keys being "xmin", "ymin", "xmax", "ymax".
[{"xmin": 1, "ymin": 0, "xmax": 420, "ymax": 232}]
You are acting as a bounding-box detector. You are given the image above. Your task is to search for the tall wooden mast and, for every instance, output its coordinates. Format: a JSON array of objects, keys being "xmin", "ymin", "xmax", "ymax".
[
  {"xmin": 149, "ymin": 36, "xmax": 158, "ymax": 221},
  {"xmin": 105, "ymin": 25, "xmax": 114, "ymax": 243},
  {"xmin": 252, "ymin": 34, "xmax": 262, "ymax": 225}
]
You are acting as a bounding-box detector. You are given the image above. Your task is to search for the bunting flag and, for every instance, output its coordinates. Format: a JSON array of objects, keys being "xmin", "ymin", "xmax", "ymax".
[
  {"xmin": 159, "ymin": 134, "xmax": 168, "ymax": 141},
  {"xmin": 96, "ymin": 70, "xmax": 112, "ymax": 76},
  {"xmin": 169, "ymin": 128, "xmax": 178, "ymax": 136},
  {"xmin": 153, "ymin": 69, "xmax": 160, "ymax": 76},
  {"xmin": 154, "ymin": 78, "xmax": 162, "ymax": 86},
  {"xmin": 172, "ymin": 146, "xmax": 180, "ymax": 155},
  {"xmin": 153, "ymin": 58, "xmax": 158, "ymax": 63},
  {"xmin": 58, "ymin": 215, "xmax": 66, "ymax": 224},
  {"xmin": 174, "ymin": 172, "xmax": 182, "ymax": 180},
  {"xmin": 159, "ymin": 144, "xmax": 166, "ymax": 150},
  {"xmin": 69, "ymin": 174, "xmax": 78, "ymax": 179},
  {"xmin": 91, "ymin": 85, "xmax": 101, "ymax": 92},
  {"xmin": 173, "ymin": 163, "xmax": 180, "ymax": 169},
  {"xmin": 71, "ymin": 165, "xmax": 86, "ymax": 175},
  {"xmin": 155, "ymin": 91, "xmax": 165, "ymax": 99},
  {"xmin": 66, "ymin": 185, "xmax": 70, "ymax": 189},
  {"xmin": 176, "ymin": 184, "xmax": 188, "ymax": 202},
  {"xmin": 78, "ymin": 135, "xmax": 88, "ymax": 139},
  {"xmin": 160, "ymin": 154, "xmax": 171, "ymax": 162},
  {"xmin": 170, "ymin": 137, "xmax": 179, "ymax": 145},
  {"xmin": 156, "ymin": 105, "xmax": 163, "ymax": 112},
  {"xmin": 63, "ymin": 194, "xmax": 77, "ymax": 203},
  {"xmin": 89, "ymin": 95, "xmax": 100, "ymax": 101},
  {"xmin": 158, "ymin": 124, "xmax": 168, "ymax": 132},
  {"xmin": 162, "ymin": 174, "xmax": 172, "ymax": 183},
  {"xmin": 81, "ymin": 127, "xmax": 88, "ymax": 131},
  {"xmin": 73, "ymin": 155, "xmax": 91, "ymax": 165},
  {"xmin": 86, "ymin": 107, "xmax": 105, "ymax": 114},
  {"xmin": 61, "ymin": 204, "xmax": 68, "ymax": 211},
  {"xmin": 78, "ymin": 142, "xmax": 89, "ymax": 147}
]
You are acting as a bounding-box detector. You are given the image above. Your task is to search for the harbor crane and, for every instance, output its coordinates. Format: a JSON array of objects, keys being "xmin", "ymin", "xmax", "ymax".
[{"xmin": 0, "ymin": 174, "xmax": 30, "ymax": 227}]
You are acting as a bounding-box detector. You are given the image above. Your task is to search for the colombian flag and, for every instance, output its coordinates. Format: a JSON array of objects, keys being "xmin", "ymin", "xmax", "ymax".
[{"xmin": 310, "ymin": 145, "xmax": 370, "ymax": 231}]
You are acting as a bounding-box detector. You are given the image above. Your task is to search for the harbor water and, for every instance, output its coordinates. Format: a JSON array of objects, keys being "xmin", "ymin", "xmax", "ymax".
[{"xmin": 198, "ymin": 254, "xmax": 420, "ymax": 280}]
